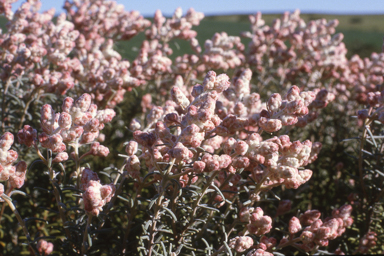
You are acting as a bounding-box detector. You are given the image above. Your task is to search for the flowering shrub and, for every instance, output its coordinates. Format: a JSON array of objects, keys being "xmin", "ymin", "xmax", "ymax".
[{"xmin": 0, "ymin": 0, "xmax": 383, "ymax": 255}]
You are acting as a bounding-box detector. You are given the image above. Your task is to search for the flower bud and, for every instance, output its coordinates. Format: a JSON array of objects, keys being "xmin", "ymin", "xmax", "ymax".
[
  {"xmin": 229, "ymin": 236, "xmax": 254, "ymax": 253},
  {"xmin": 52, "ymin": 152, "xmax": 69, "ymax": 163},
  {"xmin": 234, "ymin": 140, "xmax": 249, "ymax": 155},
  {"xmin": 286, "ymin": 85, "xmax": 301, "ymax": 101},
  {"xmin": 276, "ymin": 200, "xmax": 291, "ymax": 216},
  {"xmin": 90, "ymin": 142, "xmax": 109, "ymax": 157},
  {"xmin": 75, "ymin": 93, "xmax": 92, "ymax": 112},
  {"xmin": 300, "ymin": 210, "xmax": 321, "ymax": 226},
  {"xmin": 267, "ymin": 93, "xmax": 282, "ymax": 112},
  {"xmin": 126, "ymin": 155, "xmax": 141, "ymax": 179},
  {"xmin": 58, "ymin": 112, "xmax": 72, "ymax": 129},
  {"xmin": 239, "ymin": 207, "xmax": 254, "ymax": 223},
  {"xmin": 80, "ymin": 168, "xmax": 100, "ymax": 191},
  {"xmin": 289, "ymin": 217, "xmax": 302, "ymax": 234},
  {"xmin": 169, "ymin": 142, "xmax": 193, "ymax": 162},
  {"xmin": 192, "ymin": 161, "xmax": 206, "ymax": 173},
  {"xmin": 259, "ymin": 117, "xmax": 282, "ymax": 133},
  {"xmin": 301, "ymin": 230, "xmax": 314, "ymax": 244},
  {"xmin": 191, "ymin": 84, "xmax": 204, "ymax": 97},
  {"xmin": 147, "ymin": 106, "xmax": 164, "ymax": 123},
  {"xmin": 171, "ymin": 87, "xmax": 190, "ymax": 109},
  {"xmin": 125, "ymin": 141, "xmax": 138, "ymax": 156},
  {"xmin": 133, "ymin": 131, "xmax": 156, "ymax": 148},
  {"xmin": 96, "ymin": 109, "xmax": 116, "ymax": 123},
  {"xmin": 37, "ymin": 240, "xmax": 54, "ymax": 255},
  {"xmin": 129, "ymin": 118, "xmax": 141, "ymax": 131},
  {"xmin": 9, "ymin": 161, "xmax": 27, "ymax": 188},
  {"xmin": 17, "ymin": 125, "xmax": 37, "ymax": 147}
]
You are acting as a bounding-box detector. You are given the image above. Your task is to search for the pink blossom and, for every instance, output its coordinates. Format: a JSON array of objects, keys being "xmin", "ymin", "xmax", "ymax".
[
  {"xmin": 37, "ymin": 239, "xmax": 54, "ymax": 255},
  {"xmin": 9, "ymin": 161, "xmax": 27, "ymax": 188},
  {"xmin": 80, "ymin": 168, "xmax": 100, "ymax": 191},
  {"xmin": 289, "ymin": 216, "xmax": 302, "ymax": 234},
  {"xmin": 83, "ymin": 180, "xmax": 115, "ymax": 216},
  {"xmin": 247, "ymin": 207, "xmax": 273, "ymax": 236},
  {"xmin": 299, "ymin": 210, "xmax": 321, "ymax": 226},
  {"xmin": 90, "ymin": 142, "xmax": 110, "ymax": 157},
  {"xmin": 125, "ymin": 141, "xmax": 138, "ymax": 156},
  {"xmin": 229, "ymin": 236, "xmax": 254, "ymax": 252},
  {"xmin": 17, "ymin": 125, "xmax": 37, "ymax": 147}
]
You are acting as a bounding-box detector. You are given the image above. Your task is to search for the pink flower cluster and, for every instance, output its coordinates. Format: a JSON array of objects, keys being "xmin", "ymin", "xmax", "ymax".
[
  {"xmin": 0, "ymin": 0, "xmax": 18, "ymax": 19},
  {"xmin": 127, "ymin": 70, "xmax": 323, "ymax": 199},
  {"xmin": 202, "ymin": 32, "xmax": 245, "ymax": 70},
  {"xmin": 146, "ymin": 8, "xmax": 203, "ymax": 42},
  {"xmin": 81, "ymin": 168, "xmax": 116, "ymax": 216},
  {"xmin": 1, "ymin": 2, "xmax": 372, "ymax": 254},
  {"xmin": 228, "ymin": 236, "xmax": 254, "ymax": 253},
  {"xmin": 281, "ymin": 205, "xmax": 353, "ymax": 251},
  {"xmin": 242, "ymin": 10, "xmax": 348, "ymax": 93},
  {"xmin": 0, "ymin": 132, "xmax": 27, "ymax": 188},
  {"xmin": 130, "ymin": 40, "xmax": 173, "ymax": 81},
  {"xmin": 64, "ymin": 0, "xmax": 150, "ymax": 41},
  {"xmin": 356, "ymin": 89, "xmax": 384, "ymax": 128},
  {"xmin": 146, "ymin": 7, "xmax": 204, "ymax": 42},
  {"xmin": 37, "ymin": 239, "xmax": 54, "ymax": 255},
  {"xmin": 206, "ymin": 70, "xmax": 332, "ymax": 136},
  {"xmin": 1, "ymin": 2, "xmax": 79, "ymax": 94},
  {"xmin": 219, "ymin": 133, "xmax": 321, "ymax": 190},
  {"xmin": 18, "ymin": 94, "xmax": 115, "ymax": 161},
  {"xmin": 350, "ymin": 53, "xmax": 384, "ymax": 104},
  {"xmin": 246, "ymin": 207, "xmax": 273, "ymax": 236},
  {"xmin": 357, "ymin": 231, "xmax": 377, "ymax": 253},
  {"xmin": 130, "ymin": 7, "xmax": 204, "ymax": 84}
]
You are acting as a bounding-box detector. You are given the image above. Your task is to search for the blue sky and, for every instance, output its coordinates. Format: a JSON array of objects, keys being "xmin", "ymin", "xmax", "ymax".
[{"xmin": 12, "ymin": 0, "xmax": 384, "ymax": 16}]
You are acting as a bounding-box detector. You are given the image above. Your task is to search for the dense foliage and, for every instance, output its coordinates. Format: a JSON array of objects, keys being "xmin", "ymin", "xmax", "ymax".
[{"xmin": 0, "ymin": 0, "xmax": 383, "ymax": 255}]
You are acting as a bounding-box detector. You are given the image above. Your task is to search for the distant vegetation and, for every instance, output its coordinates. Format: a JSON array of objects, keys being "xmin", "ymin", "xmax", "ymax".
[
  {"xmin": 0, "ymin": 13, "xmax": 381, "ymax": 60},
  {"xmin": 114, "ymin": 13, "xmax": 384, "ymax": 61}
]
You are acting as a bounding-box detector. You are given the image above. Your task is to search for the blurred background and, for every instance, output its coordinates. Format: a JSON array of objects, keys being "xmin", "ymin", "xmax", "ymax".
[
  {"xmin": 10, "ymin": 0, "xmax": 384, "ymax": 58},
  {"xmin": 11, "ymin": 0, "xmax": 384, "ymax": 16}
]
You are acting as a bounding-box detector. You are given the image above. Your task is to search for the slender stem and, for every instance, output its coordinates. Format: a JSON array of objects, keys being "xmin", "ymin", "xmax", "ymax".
[
  {"xmin": 211, "ymin": 245, "xmax": 225, "ymax": 256},
  {"xmin": 34, "ymin": 145, "xmax": 48, "ymax": 165},
  {"xmin": 0, "ymin": 181, "xmax": 12, "ymax": 222},
  {"xmin": 1, "ymin": 195, "xmax": 40, "ymax": 256},
  {"xmin": 48, "ymin": 165, "xmax": 71, "ymax": 239},
  {"xmin": 168, "ymin": 168, "xmax": 193, "ymax": 179},
  {"xmin": 358, "ymin": 107, "xmax": 373, "ymax": 204},
  {"xmin": 250, "ymin": 170, "xmax": 270, "ymax": 204},
  {"xmin": 81, "ymin": 214, "xmax": 93, "ymax": 256},
  {"xmin": 275, "ymin": 237, "xmax": 302, "ymax": 250},
  {"xmin": 358, "ymin": 126, "xmax": 368, "ymax": 203},
  {"xmin": 176, "ymin": 170, "xmax": 219, "ymax": 244},
  {"xmin": 17, "ymin": 88, "xmax": 41, "ymax": 130},
  {"xmin": 104, "ymin": 89, "xmax": 116, "ymax": 108},
  {"xmin": 78, "ymin": 151, "xmax": 91, "ymax": 161},
  {"xmin": 147, "ymin": 188, "xmax": 165, "ymax": 256},
  {"xmin": 97, "ymin": 165, "xmax": 127, "ymax": 232},
  {"xmin": 192, "ymin": 171, "xmax": 219, "ymax": 218},
  {"xmin": 147, "ymin": 159, "xmax": 176, "ymax": 256}
]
